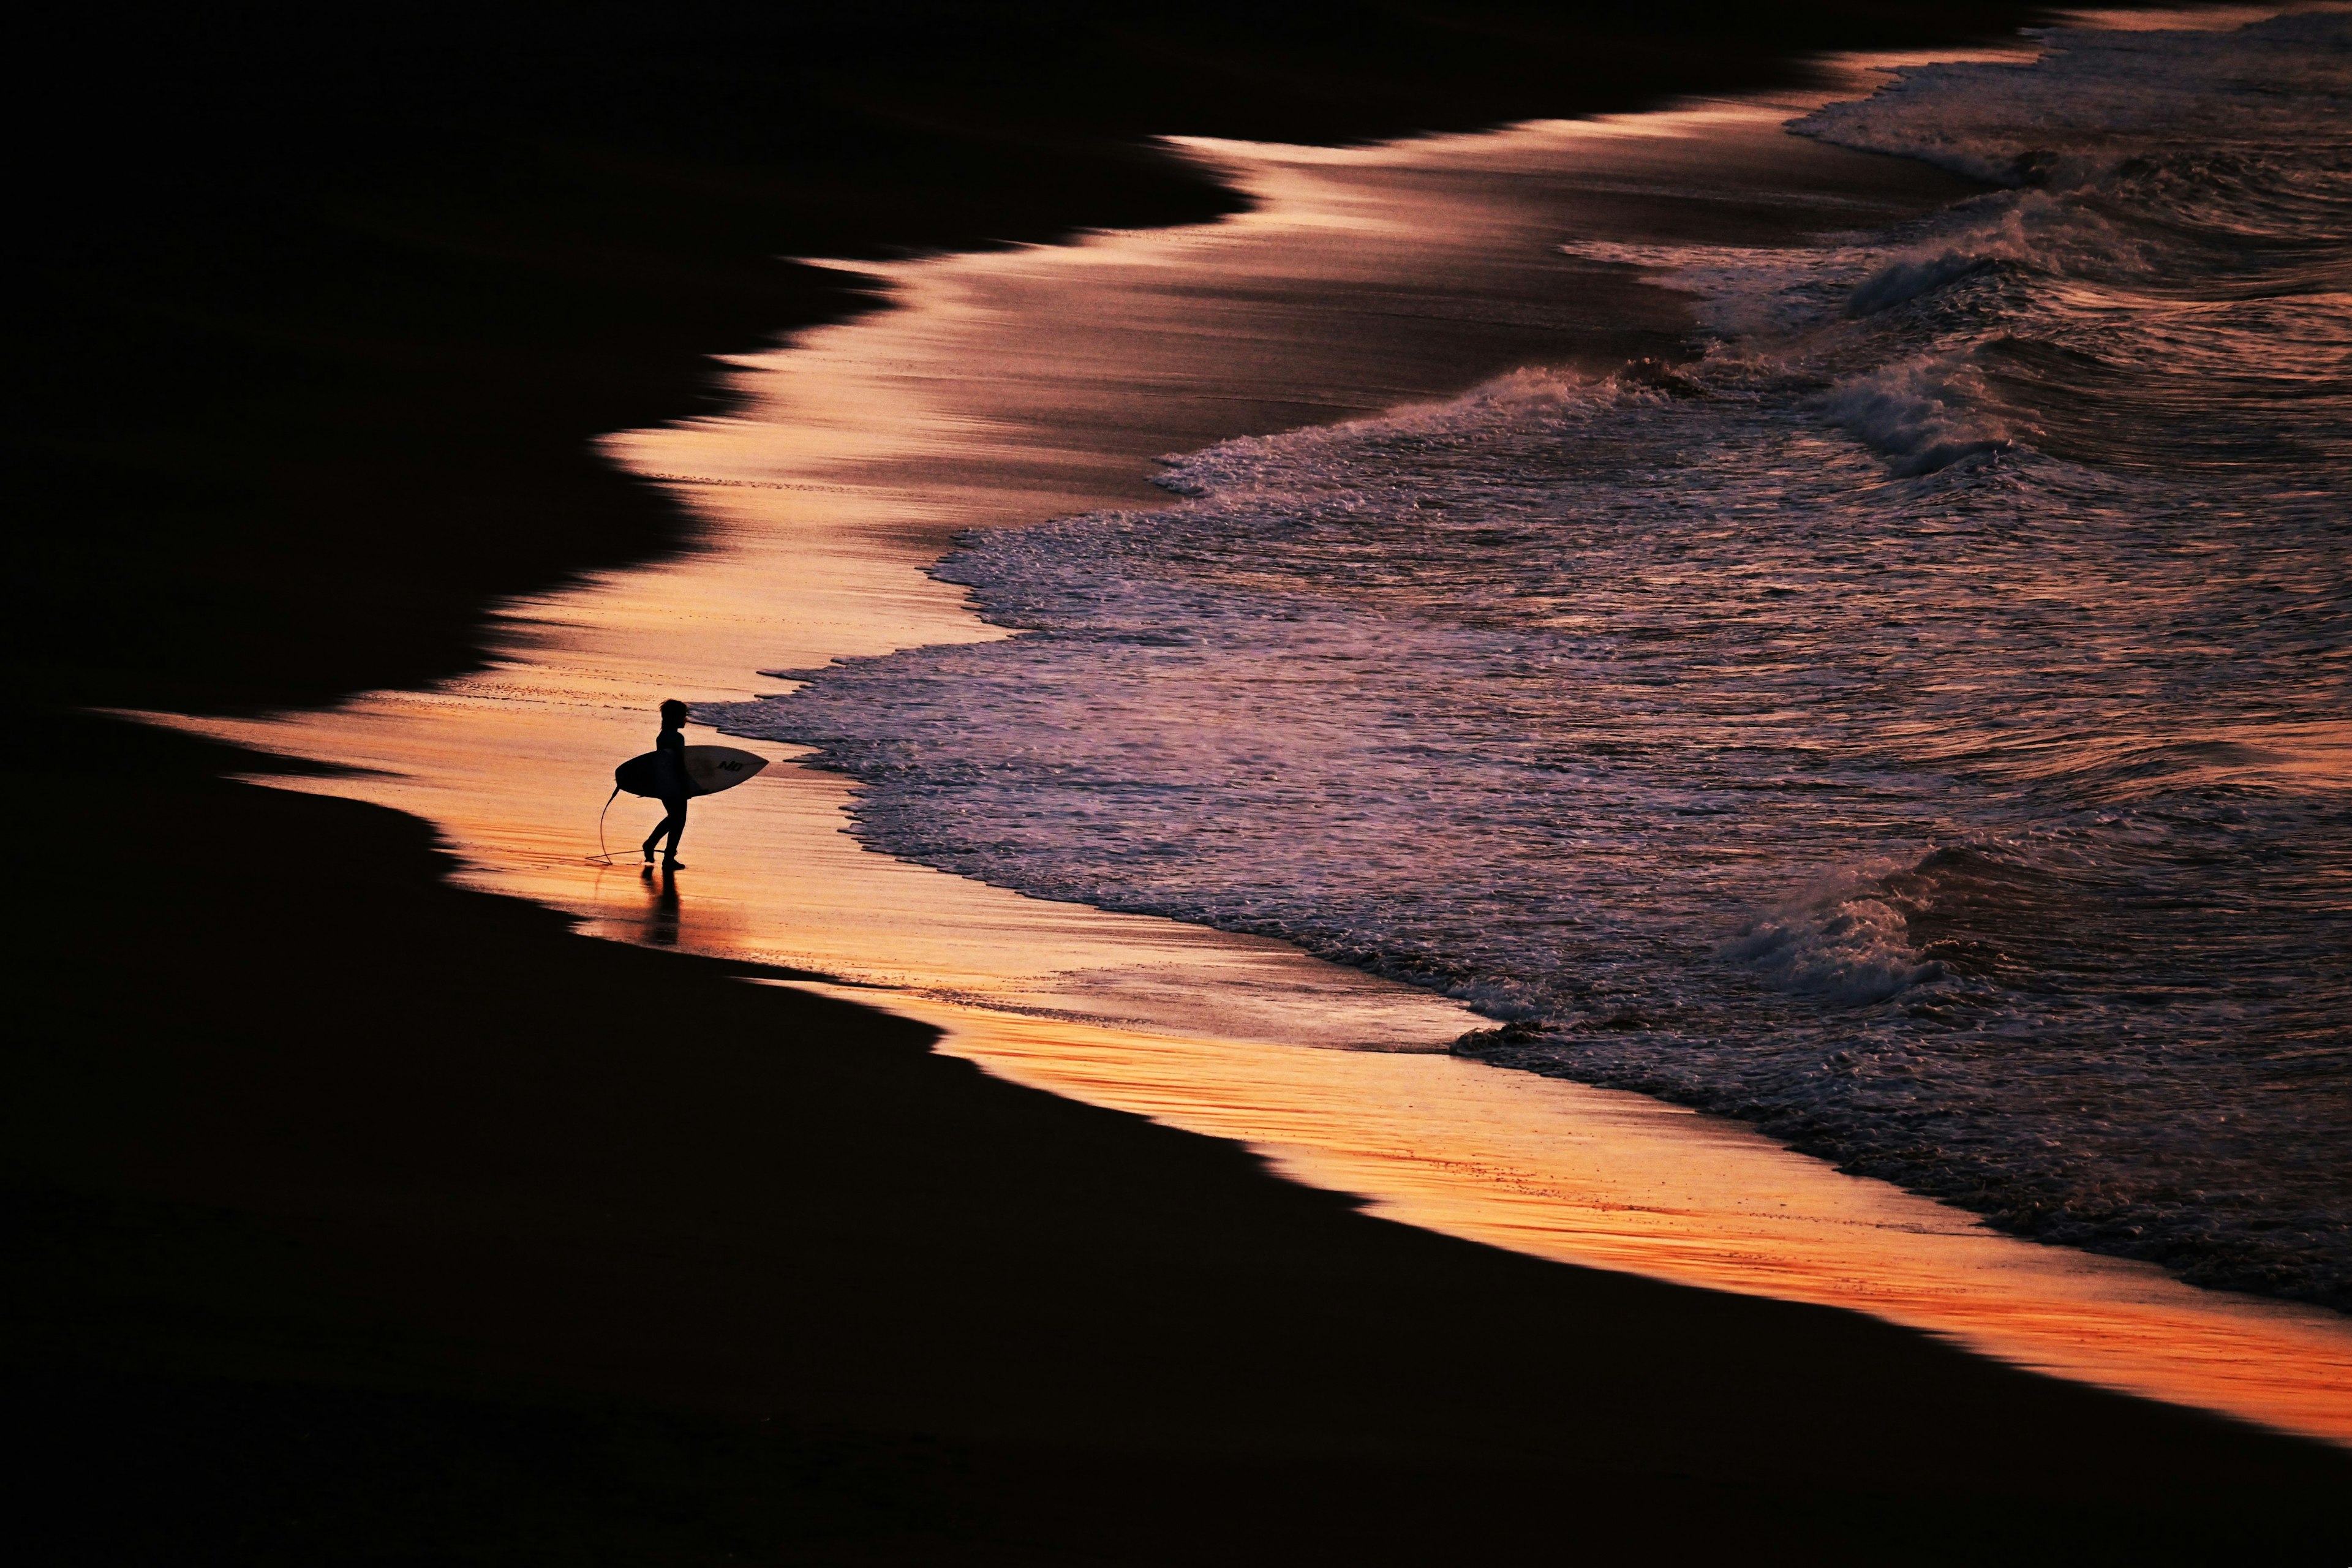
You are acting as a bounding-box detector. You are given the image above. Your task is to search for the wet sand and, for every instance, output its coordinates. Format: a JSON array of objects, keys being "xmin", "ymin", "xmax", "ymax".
[
  {"xmin": 22, "ymin": 717, "xmax": 2350, "ymax": 1566},
  {"xmin": 178, "ymin": 74, "xmax": 2352, "ymax": 1449}
]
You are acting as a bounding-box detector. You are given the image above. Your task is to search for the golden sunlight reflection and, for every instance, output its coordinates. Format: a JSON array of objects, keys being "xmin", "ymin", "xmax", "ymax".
[
  {"xmin": 168, "ymin": 57, "xmax": 2352, "ymax": 1447},
  {"xmin": 846, "ymin": 990, "xmax": 2352, "ymax": 1447}
]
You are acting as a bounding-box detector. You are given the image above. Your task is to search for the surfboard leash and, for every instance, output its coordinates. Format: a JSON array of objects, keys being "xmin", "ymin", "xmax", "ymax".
[{"xmin": 589, "ymin": 784, "xmax": 622, "ymax": 865}]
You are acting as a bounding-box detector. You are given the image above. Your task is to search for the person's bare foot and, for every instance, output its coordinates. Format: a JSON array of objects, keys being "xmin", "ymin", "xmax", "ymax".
[{"xmin": 663, "ymin": 859, "xmax": 687, "ymax": 870}]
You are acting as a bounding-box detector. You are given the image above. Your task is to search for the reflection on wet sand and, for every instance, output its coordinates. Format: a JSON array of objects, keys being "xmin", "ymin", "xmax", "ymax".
[
  {"xmin": 863, "ymin": 995, "xmax": 2352, "ymax": 1447},
  {"xmin": 166, "ymin": 74, "xmax": 2351, "ymax": 1445},
  {"xmin": 638, "ymin": 864, "xmax": 682, "ymax": 946}
]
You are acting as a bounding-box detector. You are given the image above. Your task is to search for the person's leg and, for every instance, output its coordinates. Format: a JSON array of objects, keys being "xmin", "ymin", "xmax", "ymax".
[
  {"xmin": 660, "ymin": 796, "xmax": 688, "ymax": 862},
  {"xmin": 642, "ymin": 804, "xmax": 676, "ymax": 862}
]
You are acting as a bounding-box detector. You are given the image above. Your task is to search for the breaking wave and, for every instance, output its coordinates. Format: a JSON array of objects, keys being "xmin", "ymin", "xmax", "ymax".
[{"xmin": 714, "ymin": 14, "xmax": 2352, "ymax": 1308}]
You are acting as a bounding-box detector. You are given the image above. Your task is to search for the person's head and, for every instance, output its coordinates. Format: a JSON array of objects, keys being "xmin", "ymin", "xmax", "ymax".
[{"xmin": 660, "ymin": 699, "xmax": 688, "ymax": 729}]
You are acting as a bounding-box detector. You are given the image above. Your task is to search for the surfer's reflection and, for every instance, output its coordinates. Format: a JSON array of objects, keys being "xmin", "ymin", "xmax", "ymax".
[{"xmin": 641, "ymin": 863, "xmax": 681, "ymax": 945}]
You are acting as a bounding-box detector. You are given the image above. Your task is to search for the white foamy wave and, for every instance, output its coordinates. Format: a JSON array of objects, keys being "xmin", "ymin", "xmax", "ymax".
[
  {"xmin": 1846, "ymin": 187, "xmax": 2174, "ymax": 318},
  {"xmin": 1724, "ymin": 888, "xmax": 1940, "ymax": 1006},
  {"xmin": 720, "ymin": 10, "xmax": 2352, "ymax": 1310},
  {"xmin": 1844, "ymin": 244, "xmax": 2000, "ymax": 317},
  {"xmin": 1819, "ymin": 352, "xmax": 2020, "ymax": 473},
  {"xmin": 1796, "ymin": 12, "xmax": 2352, "ymax": 184},
  {"xmin": 1559, "ymin": 239, "xmax": 1855, "ymax": 335},
  {"xmin": 1155, "ymin": 363, "xmax": 1642, "ymax": 502}
]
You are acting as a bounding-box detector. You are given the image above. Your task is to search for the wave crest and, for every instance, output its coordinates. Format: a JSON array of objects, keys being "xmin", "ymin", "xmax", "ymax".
[
  {"xmin": 1819, "ymin": 352, "xmax": 2018, "ymax": 474},
  {"xmin": 1724, "ymin": 884, "xmax": 1940, "ymax": 1006}
]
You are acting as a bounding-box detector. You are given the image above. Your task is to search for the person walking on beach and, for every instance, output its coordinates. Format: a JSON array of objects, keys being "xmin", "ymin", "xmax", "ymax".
[{"xmin": 643, "ymin": 699, "xmax": 693, "ymax": 869}]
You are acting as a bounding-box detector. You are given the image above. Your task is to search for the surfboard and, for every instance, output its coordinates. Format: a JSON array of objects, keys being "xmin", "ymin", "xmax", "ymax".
[{"xmin": 614, "ymin": 745, "xmax": 769, "ymax": 799}]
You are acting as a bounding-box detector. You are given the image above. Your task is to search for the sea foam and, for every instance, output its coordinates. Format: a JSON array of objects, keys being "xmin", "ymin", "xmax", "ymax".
[{"xmin": 715, "ymin": 14, "xmax": 2352, "ymax": 1308}]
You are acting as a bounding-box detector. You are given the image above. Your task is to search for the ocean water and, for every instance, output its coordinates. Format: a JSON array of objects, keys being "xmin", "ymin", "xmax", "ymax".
[{"xmin": 714, "ymin": 15, "xmax": 2352, "ymax": 1308}]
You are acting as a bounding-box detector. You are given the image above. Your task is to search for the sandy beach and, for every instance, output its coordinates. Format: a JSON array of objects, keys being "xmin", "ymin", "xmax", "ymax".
[
  {"xmin": 12, "ymin": 4, "xmax": 2349, "ymax": 1561},
  {"xmin": 179, "ymin": 75, "xmax": 2352, "ymax": 1446}
]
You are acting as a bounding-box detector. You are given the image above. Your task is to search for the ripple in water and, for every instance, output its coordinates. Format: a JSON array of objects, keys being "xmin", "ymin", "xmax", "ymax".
[{"xmin": 714, "ymin": 15, "xmax": 2352, "ymax": 1309}]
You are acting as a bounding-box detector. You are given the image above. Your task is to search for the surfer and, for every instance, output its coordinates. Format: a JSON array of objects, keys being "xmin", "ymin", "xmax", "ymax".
[
  {"xmin": 643, "ymin": 699, "xmax": 692, "ymax": 869},
  {"xmin": 596, "ymin": 708, "xmax": 761, "ymax": 868}
]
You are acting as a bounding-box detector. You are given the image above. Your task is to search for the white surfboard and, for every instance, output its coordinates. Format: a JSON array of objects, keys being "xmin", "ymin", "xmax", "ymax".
[{"xmin": 680, "ymin": 745, "xmax": 769, "ymax": 796}]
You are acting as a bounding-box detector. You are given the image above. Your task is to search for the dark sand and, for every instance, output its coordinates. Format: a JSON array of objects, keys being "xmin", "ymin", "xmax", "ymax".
[
  {"xmin": 10, "ymin": 2, "xmax": 2347, "ymax": 1561},
  {"xmin": 12, "ymin": 0, "xmax": 2128, "ymax": 713},
  {"xmin": 12, "ymin": 718, "xmax": 2350, "ymax": 1564}
]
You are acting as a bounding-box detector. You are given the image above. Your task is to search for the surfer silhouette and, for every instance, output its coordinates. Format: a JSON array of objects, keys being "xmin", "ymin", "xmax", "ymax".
[
  {"xmin": 643, "ymin": 699, "xmax": 692, "ymax": 869},
  {"xmin": 598, "ymin": 703, "xmax": 764, "ymax": 868}
]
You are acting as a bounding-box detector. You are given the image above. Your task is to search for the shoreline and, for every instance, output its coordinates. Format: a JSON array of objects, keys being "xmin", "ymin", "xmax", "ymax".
[
  {"xmin": 17, "ymin": 726, "xmax": 2347, "ymax": 1561},
  {"xmin": 177, "ymin": 81, "xmax": 2352, "ymax": 1446},
  {"xmin": 12, "ymin": 2, "xmax": 2098, "ymax": 720},
  {"xmin": 17, "ymin": 6, "xmax": 2348, "ymax": 1558}
]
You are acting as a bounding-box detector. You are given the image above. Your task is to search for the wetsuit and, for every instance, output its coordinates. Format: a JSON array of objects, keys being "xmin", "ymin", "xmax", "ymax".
[{"xmin": 643, "ymin": 726, "xmax": 690, "ymax": 862}]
